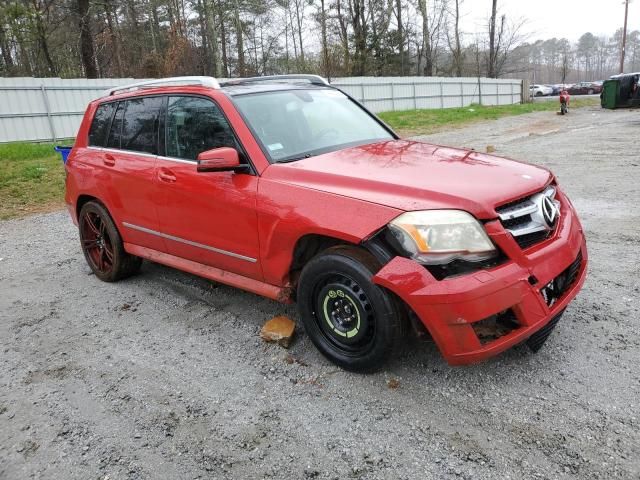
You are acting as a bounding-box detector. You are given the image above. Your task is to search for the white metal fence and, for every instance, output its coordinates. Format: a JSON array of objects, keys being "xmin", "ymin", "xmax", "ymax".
[
  {"xmin": 0, "ymin": 76, "xmax": 524, "ymax": 143},
  {"xmin": 332, "ymin": 77, "xmax": 523, "ymax": 113}
]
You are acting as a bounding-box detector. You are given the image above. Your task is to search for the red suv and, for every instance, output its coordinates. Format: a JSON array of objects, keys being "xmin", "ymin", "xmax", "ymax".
[{"xmin": 65, "ymin": 75, "xmax": 587, "ymax": 371}]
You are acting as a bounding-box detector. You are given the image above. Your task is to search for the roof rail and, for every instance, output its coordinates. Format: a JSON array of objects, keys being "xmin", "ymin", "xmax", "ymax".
[
  {"xmin": 105, "ymin": 76, "xmax": 220, "ymax": 96},
  {"xmin": 220, "ymin": 75, "xmax": 330, "ymax": 87}
]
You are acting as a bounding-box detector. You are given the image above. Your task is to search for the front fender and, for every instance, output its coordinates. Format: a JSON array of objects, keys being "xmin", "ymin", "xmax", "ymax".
[{"xmin": 257, "ymin": 178, "xmax": 402, "ymax": 286}]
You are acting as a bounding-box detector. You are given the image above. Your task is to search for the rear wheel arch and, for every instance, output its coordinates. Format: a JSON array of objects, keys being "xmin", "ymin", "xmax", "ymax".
[
  {"xmin": 76, "ymin": 194, "xmax": 104, "ymax": 221},
  {"xmin": 76, "ymin": 195, "xmax": 125, "ymax": 241}
]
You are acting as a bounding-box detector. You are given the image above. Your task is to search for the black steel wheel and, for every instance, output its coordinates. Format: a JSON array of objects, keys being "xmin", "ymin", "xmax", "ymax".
[{"xmin": 297, "ymin": 246, "xmax": 404, "ymax": 372}]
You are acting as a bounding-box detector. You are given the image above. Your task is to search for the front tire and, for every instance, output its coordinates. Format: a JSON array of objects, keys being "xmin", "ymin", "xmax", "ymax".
[
  {"xmin": 79, "ymin": 201, "xmax": 142, "ymax": 282},
  {"xmin": 297, "ymin": 246, "xmax": 404, "ymax": 372}
]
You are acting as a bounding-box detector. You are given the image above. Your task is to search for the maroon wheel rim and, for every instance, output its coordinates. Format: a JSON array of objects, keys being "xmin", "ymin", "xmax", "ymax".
[{"xmin": 81, "ymin": 211, "xmax": 114, "ymax": 274}]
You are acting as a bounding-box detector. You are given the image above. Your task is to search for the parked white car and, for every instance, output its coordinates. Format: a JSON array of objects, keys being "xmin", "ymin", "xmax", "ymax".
[{"xmin": 530, "ymin": 84, "xmax": 553, "ymax": 97}]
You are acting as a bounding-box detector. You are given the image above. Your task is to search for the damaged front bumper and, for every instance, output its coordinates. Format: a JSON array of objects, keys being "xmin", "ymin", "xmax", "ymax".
[{"xmin": 373, "ymin": 191, "xmax": 587, "ymax": 365}]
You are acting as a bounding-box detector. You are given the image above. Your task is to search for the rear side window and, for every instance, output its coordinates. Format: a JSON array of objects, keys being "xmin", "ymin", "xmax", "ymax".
[
  {"xmin": 106, "ymin": 102, "xmax": 125, "ymax": 149},
  {"xmin": 121, "ymin": 97, "xmax": 163, "ymax": 154},
  {"xmin": 88, "ymin": 102, "xmax": 116, "ymax": 147},
  {"xmin": 165, "ymin": 96, "xmax": 237, "ymax": 160}
]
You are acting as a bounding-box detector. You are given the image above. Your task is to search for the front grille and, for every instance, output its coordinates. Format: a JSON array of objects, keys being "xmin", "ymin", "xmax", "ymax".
[
  {"xmin": 514, "ymin": 230, "xmax": 552, "ymax": 249},
  {"xmin": 502, "ymin": 214, "xmax": 532, "ymax": 230},
  {"xmin": 540, "ymin": 251, "xmax": 583, "ymax": 306},
  {"xmin": 496, "ymin": 186, "xmax": 560, "ymax": 250}
]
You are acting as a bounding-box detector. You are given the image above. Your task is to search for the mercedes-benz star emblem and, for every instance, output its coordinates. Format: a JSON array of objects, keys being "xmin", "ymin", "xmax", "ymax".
[{"xmin": 541, "ymin": 196, "xmax": 559, "ymax": 227}]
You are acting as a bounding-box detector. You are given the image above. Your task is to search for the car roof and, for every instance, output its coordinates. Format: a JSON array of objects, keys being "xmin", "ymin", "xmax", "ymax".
[
  {"xmin": 220, "ymin": 82, "xmax": 333, "ymax": 96},
  {"xmin": 98, "ymin": 75, "xmax": 333, "ymax": 102}
]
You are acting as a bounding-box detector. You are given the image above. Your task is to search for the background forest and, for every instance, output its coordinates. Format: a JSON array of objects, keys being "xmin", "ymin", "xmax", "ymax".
[{"xmin": 1, "ymin": 0, "xmax": 638, "ymax": 83}]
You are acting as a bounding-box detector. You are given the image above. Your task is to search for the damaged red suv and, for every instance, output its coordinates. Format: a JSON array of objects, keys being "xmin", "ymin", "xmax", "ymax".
[{"xmin": 65, "ymin": 75, "xmax": 587, "ymax": 372}]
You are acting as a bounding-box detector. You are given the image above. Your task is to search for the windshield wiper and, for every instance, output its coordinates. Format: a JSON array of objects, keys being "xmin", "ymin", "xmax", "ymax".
[{"xmin": 275, "ymin": 153, "xmax": 314, "ymax": 163}]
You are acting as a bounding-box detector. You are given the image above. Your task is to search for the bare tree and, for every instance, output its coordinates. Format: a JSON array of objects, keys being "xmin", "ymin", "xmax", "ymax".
[
  {"xmin": 77, "ymin": 0, "xmax": 97, "ymax": 78},
  {"xmin": 446, "ymin": 0, "xmax": 463, "ymax": 76}
]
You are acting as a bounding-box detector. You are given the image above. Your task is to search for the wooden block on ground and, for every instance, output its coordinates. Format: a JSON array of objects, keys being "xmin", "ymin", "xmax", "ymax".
[{"xmin": 260, "ymin": 315, "xmax": 296, "ymax": 348}]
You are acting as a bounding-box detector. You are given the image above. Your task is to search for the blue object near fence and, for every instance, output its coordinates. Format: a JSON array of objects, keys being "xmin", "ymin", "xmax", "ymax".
[{"xmin": 54, "ymin": 146, "xmax": 72, "ymax": 164}]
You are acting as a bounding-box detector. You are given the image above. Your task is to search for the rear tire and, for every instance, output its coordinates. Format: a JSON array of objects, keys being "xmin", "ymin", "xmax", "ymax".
[
  {"xmin": 297, "ymin": 246, "xmax": 404, "ymax": 372},
  {"xmin": 79, "ymin": 201, "xmax": 142, "ymax": 282}
]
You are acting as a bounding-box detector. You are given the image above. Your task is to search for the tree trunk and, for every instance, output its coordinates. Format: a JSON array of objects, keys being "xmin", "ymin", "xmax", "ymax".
[
  {"xmin": 336, "ymin": 0, "xmax": 350, "ymax": 75},
  {"xmin": 78, "ymin": 0, "xmax": 97, "ymax": 78},
  {"xmin": 287, "ymin": 2, "xmax": 299, "ymax": 67},
  {"xmin": 148, "ymin": 0, "xmax": 158, "ymax": 54},
  {"xmin": 350, "ymin": 0, "xmax": 367, "ymax": 76},
  {"xmin": 0, "ymin": 25, "xmax": 14, "ymax": 72},
  {"xmin": 488, "ymin": 0, "xmax": 498, "ymax": 78},
  {"xmin": 104, "ymin": 2, "xmax": 124, "ymax": 77},
  {"xmin": 418, "ymin": 0, "xmax": 433, "ymax": 76},
  {"xmin": 205, "ymin": 1, "xmax": 220, "ymax": 77},
  {"xmin": 196, "ymin": 0, "xmax": 210, "ymax": 74},
  {"xmin": 233, "ymin": 0, "xmax": 245, "ymax": 76},
  {"xmin": 320, "ymin": 0, "xmax": 329, "ymax": 79},
  {"xmin": 294, "ymin": 0, "xmax": 305, "ymax": 67},
  {"xmin": 34, "ymin": 8, "xmax": 57, "ymax": 76},
  {"xmin": 453, "ymin": 0, "xmax": 462, "ymax": 76},
  {"xmin": 396, "ymin": 0, "xmax": 404, "ymax": 75},
  {"xmin": 219, "ymin": 8, "xmax": 229, "ymax": 76}
]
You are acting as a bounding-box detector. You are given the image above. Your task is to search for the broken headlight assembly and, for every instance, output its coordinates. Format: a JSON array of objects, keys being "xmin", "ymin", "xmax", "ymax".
[{"xmin": 388, "ymin": 210, "xmax": 498, "ymax": 265}]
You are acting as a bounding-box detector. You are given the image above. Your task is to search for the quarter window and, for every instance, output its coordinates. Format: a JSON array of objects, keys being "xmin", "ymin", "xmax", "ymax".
[
  {"xmin": 121, "ymin": 97, "xmax": 163, "ymax": 154},
  {"xmin": 106, "ymin": 102, "xmax": 125, "ymax": 149},
  {"xmin": 88, "ymin": 102, "xmax": 116, "ymax": 147},
  {"xmin": 165, "ymin": 96, "xmax": 237, "ymax": 161}
]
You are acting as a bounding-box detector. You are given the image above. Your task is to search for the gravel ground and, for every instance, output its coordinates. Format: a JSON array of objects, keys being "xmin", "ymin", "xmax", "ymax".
[{"xmin": 1, "ymin": 106, "xmax": 639, "ymax": 480}]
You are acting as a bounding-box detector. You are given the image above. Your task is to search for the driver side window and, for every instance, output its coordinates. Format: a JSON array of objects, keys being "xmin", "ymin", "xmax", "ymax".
[{"xmin": 165, "ymin": 96, "xmax": 238, "ymax": 161}]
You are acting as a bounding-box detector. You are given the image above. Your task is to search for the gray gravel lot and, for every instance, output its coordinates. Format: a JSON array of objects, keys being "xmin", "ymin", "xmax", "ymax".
[{"xmin": 1, "ymin": 106, "xmax": 639, "ymax": 480}]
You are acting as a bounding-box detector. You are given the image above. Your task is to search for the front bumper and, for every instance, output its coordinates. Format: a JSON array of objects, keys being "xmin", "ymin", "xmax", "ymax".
[{"xmin": 373, "ymin": 190, "xmax": 587, "ymax": 365}]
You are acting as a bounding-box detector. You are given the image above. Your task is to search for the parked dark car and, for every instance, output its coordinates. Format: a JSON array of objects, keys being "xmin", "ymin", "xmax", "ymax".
[
  {"xmin": 550, "ymin": 84, "xmax": 565, "ymax": 96},
  {"xmin": 568, "ymin": 82, "xmax": 602, "ymax": 95}
]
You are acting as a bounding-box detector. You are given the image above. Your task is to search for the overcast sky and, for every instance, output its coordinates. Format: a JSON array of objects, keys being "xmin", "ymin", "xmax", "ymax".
[{"xmin": 461, "ymin": 0, "xmax": 640, "ymax": 42}]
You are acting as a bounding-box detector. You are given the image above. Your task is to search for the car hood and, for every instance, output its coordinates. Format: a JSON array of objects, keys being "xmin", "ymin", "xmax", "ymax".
[{"xmin": 263, "ymin": 140, "xmax": 552, "ymax": 219}]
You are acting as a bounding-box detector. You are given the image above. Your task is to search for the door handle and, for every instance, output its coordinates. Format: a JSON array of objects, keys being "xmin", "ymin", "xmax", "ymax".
[
  {"xmin": 103, "ymin": 153, "xmax": 116, "ymax": 166},
  {"xmin": 158, "ymin": 168, "xmax": 177, "ymax": 183}
]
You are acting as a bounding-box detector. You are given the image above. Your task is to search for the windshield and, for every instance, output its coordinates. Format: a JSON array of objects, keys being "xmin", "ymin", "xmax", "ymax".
[{"xmin": 232, "ymin": 88, "xmax": 394, "ymax": 162}]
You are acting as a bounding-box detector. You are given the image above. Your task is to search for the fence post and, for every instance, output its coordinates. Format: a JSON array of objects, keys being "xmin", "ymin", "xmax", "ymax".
[
  {"xmin": 390, "ymin": 83, "xmax": 396, "ymax": 111},
  {"xmin": 40, "ymin": 84, "xmax": 57, "ymax": 142},
  {"xmin": 360, "ymin": 83, "xmax": 365, "ymax": 104},
  {"xmin": 412, "ymin": 82, "xmax": 417, "ymax": 110},
  {"xmin": 460, "ymin": 82, "xmax": 464, "ymax": 107},
  {"xmin": 478, "ymin": 77, "xmax": 483, "ymax": 105},
  {"xmin": 439, "ymin": 81, "xmax": 444, "ymax": 109}
]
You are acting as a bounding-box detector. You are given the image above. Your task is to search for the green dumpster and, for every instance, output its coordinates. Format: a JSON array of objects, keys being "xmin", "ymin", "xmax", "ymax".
[
  {"xmin": 601, "ymin": 80, "xmax": 618, "ymax": 109},
  {"xmin": 602, "ymin": 73, "xmax": 640, "ymax": 109}
]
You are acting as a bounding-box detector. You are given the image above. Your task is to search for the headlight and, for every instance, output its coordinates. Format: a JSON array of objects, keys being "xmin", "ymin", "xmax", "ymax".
[{"xmin": 389, "ymin": 210, "xmax": 497, "ymax": 265}]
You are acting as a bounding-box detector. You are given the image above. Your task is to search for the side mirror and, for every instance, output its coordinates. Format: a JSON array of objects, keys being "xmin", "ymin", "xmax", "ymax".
[{"xmin": 197, "ymin": 147, "xmax": 244, "ymax": 173}]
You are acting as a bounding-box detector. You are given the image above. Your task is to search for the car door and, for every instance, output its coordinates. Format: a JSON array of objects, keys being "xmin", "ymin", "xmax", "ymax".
[
  {"xmin": 99, "ymin": 96, "xmax": 166, "ymax": 252},
  {"xmin": 154, "ymin": 95, "xmax": 262, "ymax": 280}
]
